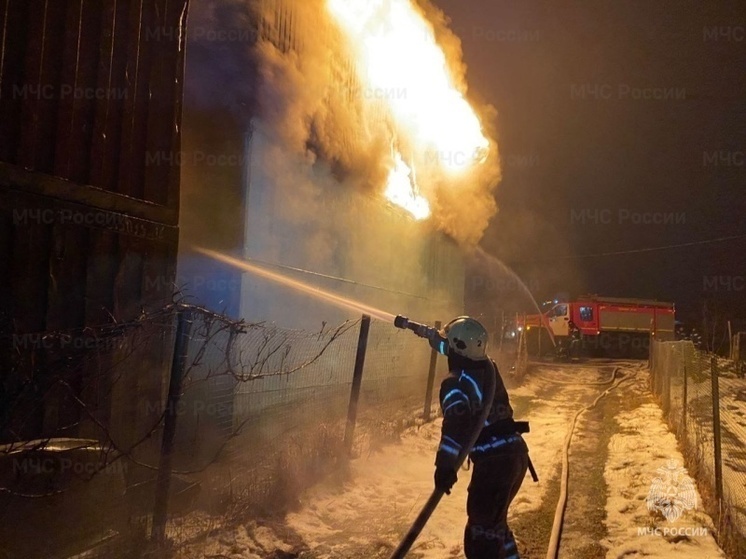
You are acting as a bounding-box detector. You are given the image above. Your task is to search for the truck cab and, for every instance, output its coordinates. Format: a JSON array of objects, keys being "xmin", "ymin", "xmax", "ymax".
[{"xmin": 546, "ymin": 303, "xmax": 570, "ymax": 337}]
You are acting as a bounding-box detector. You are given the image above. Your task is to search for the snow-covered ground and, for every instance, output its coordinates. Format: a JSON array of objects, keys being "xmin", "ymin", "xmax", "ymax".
[
  {"xmin": 603, "ymin": 383, "xmax": 725, "ymax": 558},
  {"xmin": 175, "ymin": 362, "xmax": 728, "ymax": 558}
]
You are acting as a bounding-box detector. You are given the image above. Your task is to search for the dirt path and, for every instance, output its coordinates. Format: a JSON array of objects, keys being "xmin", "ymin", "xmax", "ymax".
[
  {"xmin": 555, "ymin": 377, "xmax": 621, "ymax": 559},
  {"xmin": 511, "ymin": 362, "xmax": 627, "ymax": 558},
  {"xmin": 174, "ymin": 361, "xmax": 727, "ymax": 559}
]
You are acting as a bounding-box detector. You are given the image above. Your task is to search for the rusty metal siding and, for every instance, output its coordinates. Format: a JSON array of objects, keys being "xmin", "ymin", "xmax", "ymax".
[
  {"xmin": 0, "ymin": 0, "xmax": 185, "ymax": 208},
  {"xmin": 0, "ymin": 0, "xmax": 189, "ymax": 443},
  {"xmin": 260, "ymin": 0, "xmax": 298, "ymax": 53}
]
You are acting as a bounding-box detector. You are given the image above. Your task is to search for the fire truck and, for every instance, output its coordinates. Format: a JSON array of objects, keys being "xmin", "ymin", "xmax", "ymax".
[{"xmin": 518, "ymin": 295, "xmax": 675, "ymax": 358}]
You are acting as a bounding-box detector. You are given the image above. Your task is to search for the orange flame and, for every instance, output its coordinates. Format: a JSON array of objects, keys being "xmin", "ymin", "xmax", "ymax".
[
  {"xmin": 385, "ymin": 152, "xmax": 430, "ymax": 220},
  {"xmin": 327, "ymin": 0, "xmax": 489, "ymax": 219}
]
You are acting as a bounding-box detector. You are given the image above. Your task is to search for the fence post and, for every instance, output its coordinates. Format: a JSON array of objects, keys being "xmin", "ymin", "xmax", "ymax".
[
  {"xmin": 152, "ymin": 307, "xmax": 192, "ymax": 544},
  {"xmin": 344, "ymin": 314, "xmax": 371, "ymax": 456},
  {"xmin": 516, "ymin": 328, "xmax": 526, "ymax": 380},
  {"xmin": 682, "ymin": 364, "xmax": 687, "ymax": 435},
  {"xmin": 711, "ymin": 356, "xmax": 724, "ymax": 506},
  {"xmin": 664, "ymin": 348, "xmax": 672, "ymax": 416},
  {"xmin": 648, "ymin": 331, "xmax": 654, "ymax": 370},
  {"xmin": 423, "ymin": 320, "xmax": 442, "ymax": 421},
  {"xmin": 522, "ymin": 313, "xmax": 527, "ymax": 358},
  {"xmin": 499, "ymin": 311, "xmax": 505, "ymax": 354},
  {"xmin": 654, "ymin": 342, "xmax": 659, "ymax": 390}
]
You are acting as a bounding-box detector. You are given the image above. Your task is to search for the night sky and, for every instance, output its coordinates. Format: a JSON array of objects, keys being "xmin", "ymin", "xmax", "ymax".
[{"xmin": 434, "ymin": 0, "xmax": 746, "ymax": 326}]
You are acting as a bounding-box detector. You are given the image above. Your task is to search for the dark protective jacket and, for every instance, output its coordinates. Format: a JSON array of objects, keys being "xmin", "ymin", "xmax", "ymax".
[{"xmin": 435, "ymin": 357, "xmax": 527, "ymax": 469}]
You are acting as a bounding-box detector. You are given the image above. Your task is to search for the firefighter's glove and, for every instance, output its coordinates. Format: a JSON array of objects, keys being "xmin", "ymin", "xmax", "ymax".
[{"xmin": 434, "ymin": 466, "xmax": 458, "ymax": 495}]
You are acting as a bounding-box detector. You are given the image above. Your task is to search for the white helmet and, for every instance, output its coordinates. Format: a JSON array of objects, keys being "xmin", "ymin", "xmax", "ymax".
[{"xmin": 441, "ymin": 316, "xmax": 489, "ymax": 360}]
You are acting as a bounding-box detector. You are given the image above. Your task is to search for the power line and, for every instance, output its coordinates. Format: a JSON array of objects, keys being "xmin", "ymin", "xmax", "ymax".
[
  {"xmin": 245, "ymin": 257, "xmax": 429, "ymax": 300},
  {"xmin": 518, "ymin": 233, "xmax": 746, "ymax": 262}
]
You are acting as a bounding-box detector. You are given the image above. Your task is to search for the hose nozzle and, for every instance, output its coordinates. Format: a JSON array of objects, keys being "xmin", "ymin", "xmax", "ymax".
[
  {"xmin": 394, "ymin": 315, "xmax": 410, "ymax": 330},
  {"xmin": 394, "ymin": 315, "xmax": 442, "ymax": 343}
]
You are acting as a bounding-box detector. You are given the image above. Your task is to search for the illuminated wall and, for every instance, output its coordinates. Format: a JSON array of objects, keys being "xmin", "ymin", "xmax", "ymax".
[
  {"xmin": 178, "ymin": 0, "xmax": 465, "ymax": 329},
  {"xmin": 241, "ymin": 125, "xmax": 464, "ymax": 329}
]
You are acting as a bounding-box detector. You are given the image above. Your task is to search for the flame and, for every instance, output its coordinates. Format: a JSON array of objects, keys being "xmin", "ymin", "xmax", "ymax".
[
  {"xmin": 385, "ymin": 152, "xmax": 430, "ymax": 220},
  {"xmin": 327, "ymin": 0, "xmax": 490, "ymax": 219}
]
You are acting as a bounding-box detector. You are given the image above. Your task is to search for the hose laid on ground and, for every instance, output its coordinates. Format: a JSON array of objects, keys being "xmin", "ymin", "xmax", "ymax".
[
  {"xmin": 389, "ymin": 359, "xmax": 497, "ymax": 559},
  {"xmin": 545, "ymin": 366, "xmax": 637, "ymax": 559},
  {"xmin": 530, "ymin": 364, "xmax": 620, "ymax": 386}
]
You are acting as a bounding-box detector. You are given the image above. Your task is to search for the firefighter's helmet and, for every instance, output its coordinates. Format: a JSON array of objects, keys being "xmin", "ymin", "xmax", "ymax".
[{"xmin": 441, "ymin": 316, "xmax": 488, "ymax": 360}]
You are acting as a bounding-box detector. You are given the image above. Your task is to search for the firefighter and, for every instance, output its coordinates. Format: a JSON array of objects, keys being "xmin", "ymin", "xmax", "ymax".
[
  {"xmin": 433, "ymin": 316, "xmax": 530, "ymax": 559},
  {"xmin": 568, "ymin": 321, "xmax": 581, "ymax": 359}
]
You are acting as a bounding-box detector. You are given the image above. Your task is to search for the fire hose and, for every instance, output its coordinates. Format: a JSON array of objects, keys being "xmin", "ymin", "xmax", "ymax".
[
  {"xmin": 545, "ymin": 365, "xmax": 637, "ymax": 559},
  {"xmin": 388, "ymin": 316, "xmax": 497, "ymax": 559}
]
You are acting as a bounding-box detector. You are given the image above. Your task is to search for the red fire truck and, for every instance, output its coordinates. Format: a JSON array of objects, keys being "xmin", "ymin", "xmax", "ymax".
[{"xmin": 519, "ymin": 295, "xmax": 675, "ymax": 358}]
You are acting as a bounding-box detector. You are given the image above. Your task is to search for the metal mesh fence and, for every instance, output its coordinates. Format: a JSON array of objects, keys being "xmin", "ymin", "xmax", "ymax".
[
  {"xmin": 0, "ymin": 303, "xmax": 452, "ymax": 557},
  {"xmin": 169, "ymin": 314, "xmax": 361, "ymax": 512},
  {"xmin": 650, "ymin": 341, "xmax": 746, "ymax": 555},
  {"xmin": 0, "ymin": 306, "xmax": 180, "ymax": 558}
]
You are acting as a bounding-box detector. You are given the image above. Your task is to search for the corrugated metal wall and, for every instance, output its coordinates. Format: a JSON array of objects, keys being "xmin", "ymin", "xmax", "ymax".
[
  {"xmin": 0, "ymin": 0, "xmax": 189, "ymax": 443},
  {"xmin": 0, "ymin": 0, "xmax": 186, "ymax": 203}
]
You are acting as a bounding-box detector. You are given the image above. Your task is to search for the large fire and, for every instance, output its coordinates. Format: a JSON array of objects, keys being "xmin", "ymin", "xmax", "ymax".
[
  {"xmin": 327, "ymin": 0, "xmax": 490, "ymax": 220},
  {"xmin": 385, "ymin": 151, "xmax": 430, "ymax": 220}
]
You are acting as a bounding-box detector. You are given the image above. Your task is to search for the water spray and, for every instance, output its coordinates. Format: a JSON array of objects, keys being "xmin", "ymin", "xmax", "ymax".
[{"xmin": 195, "ymin": 247, "xmax": 396, "ymax": 322}]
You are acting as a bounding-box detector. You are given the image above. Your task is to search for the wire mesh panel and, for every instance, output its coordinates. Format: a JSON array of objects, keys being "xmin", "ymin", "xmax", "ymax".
[
  {"xmin": 352, "ymin": 319, "xmax": 435, "ymax": 453},
  {"xmin": 0, "ymin": 305, "xmax": 358, "ymax": 555},
  {"xmin": 1, "ymin": 303, "xmax": 459, "ymax": 555},
  {"xmin": 166, "ymin": 313, "xmax": 363, "ymax": 515},
  {"xmin": 0, "ymin": 307, "xmax": 179, "ymax": 558},
  {"xmin": 666, "ymin": 345, "xmax": 684, "ymax": 433},
  {"xmin": 685, "ymin": 348, "xmax": 717, "ymax": 499},
  {"xmin": 713, "ymin": 360, "xmax": 746, "ymax": 537},
  {"xmin": 651, "ymin": 340, "xmax": 746, "ymax": 552}
]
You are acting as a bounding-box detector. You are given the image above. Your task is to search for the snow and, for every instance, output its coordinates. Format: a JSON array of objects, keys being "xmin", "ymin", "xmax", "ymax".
[
  {"xmin": 281, "ymin": 368, "xmax": 600, "ymax": 557},
  {"xmin": 287, "ymin": 421, "xmax": 464, "ymax": 557},
  {"xmin": 603, "ymin": 395, "xmax": 725, "ymax": 558},
  {"xmin": 174, "ymin": 363, "xmax": 728, "ymax": 558}
]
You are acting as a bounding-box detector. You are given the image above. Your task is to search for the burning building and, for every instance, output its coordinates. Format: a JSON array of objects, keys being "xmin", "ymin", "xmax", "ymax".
[
  {"xmin": 0, "ymin": 1, "xmax": 503, "ymax": 554},
  {"xmin": 178, "ymin": 0, "xmax": 502, "ymax": 328}
]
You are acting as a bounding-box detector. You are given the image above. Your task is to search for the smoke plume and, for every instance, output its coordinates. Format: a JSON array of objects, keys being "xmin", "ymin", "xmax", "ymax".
[{"xmin": 249, "ymin": 0, "xmax": 501, "ymax": 246}]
